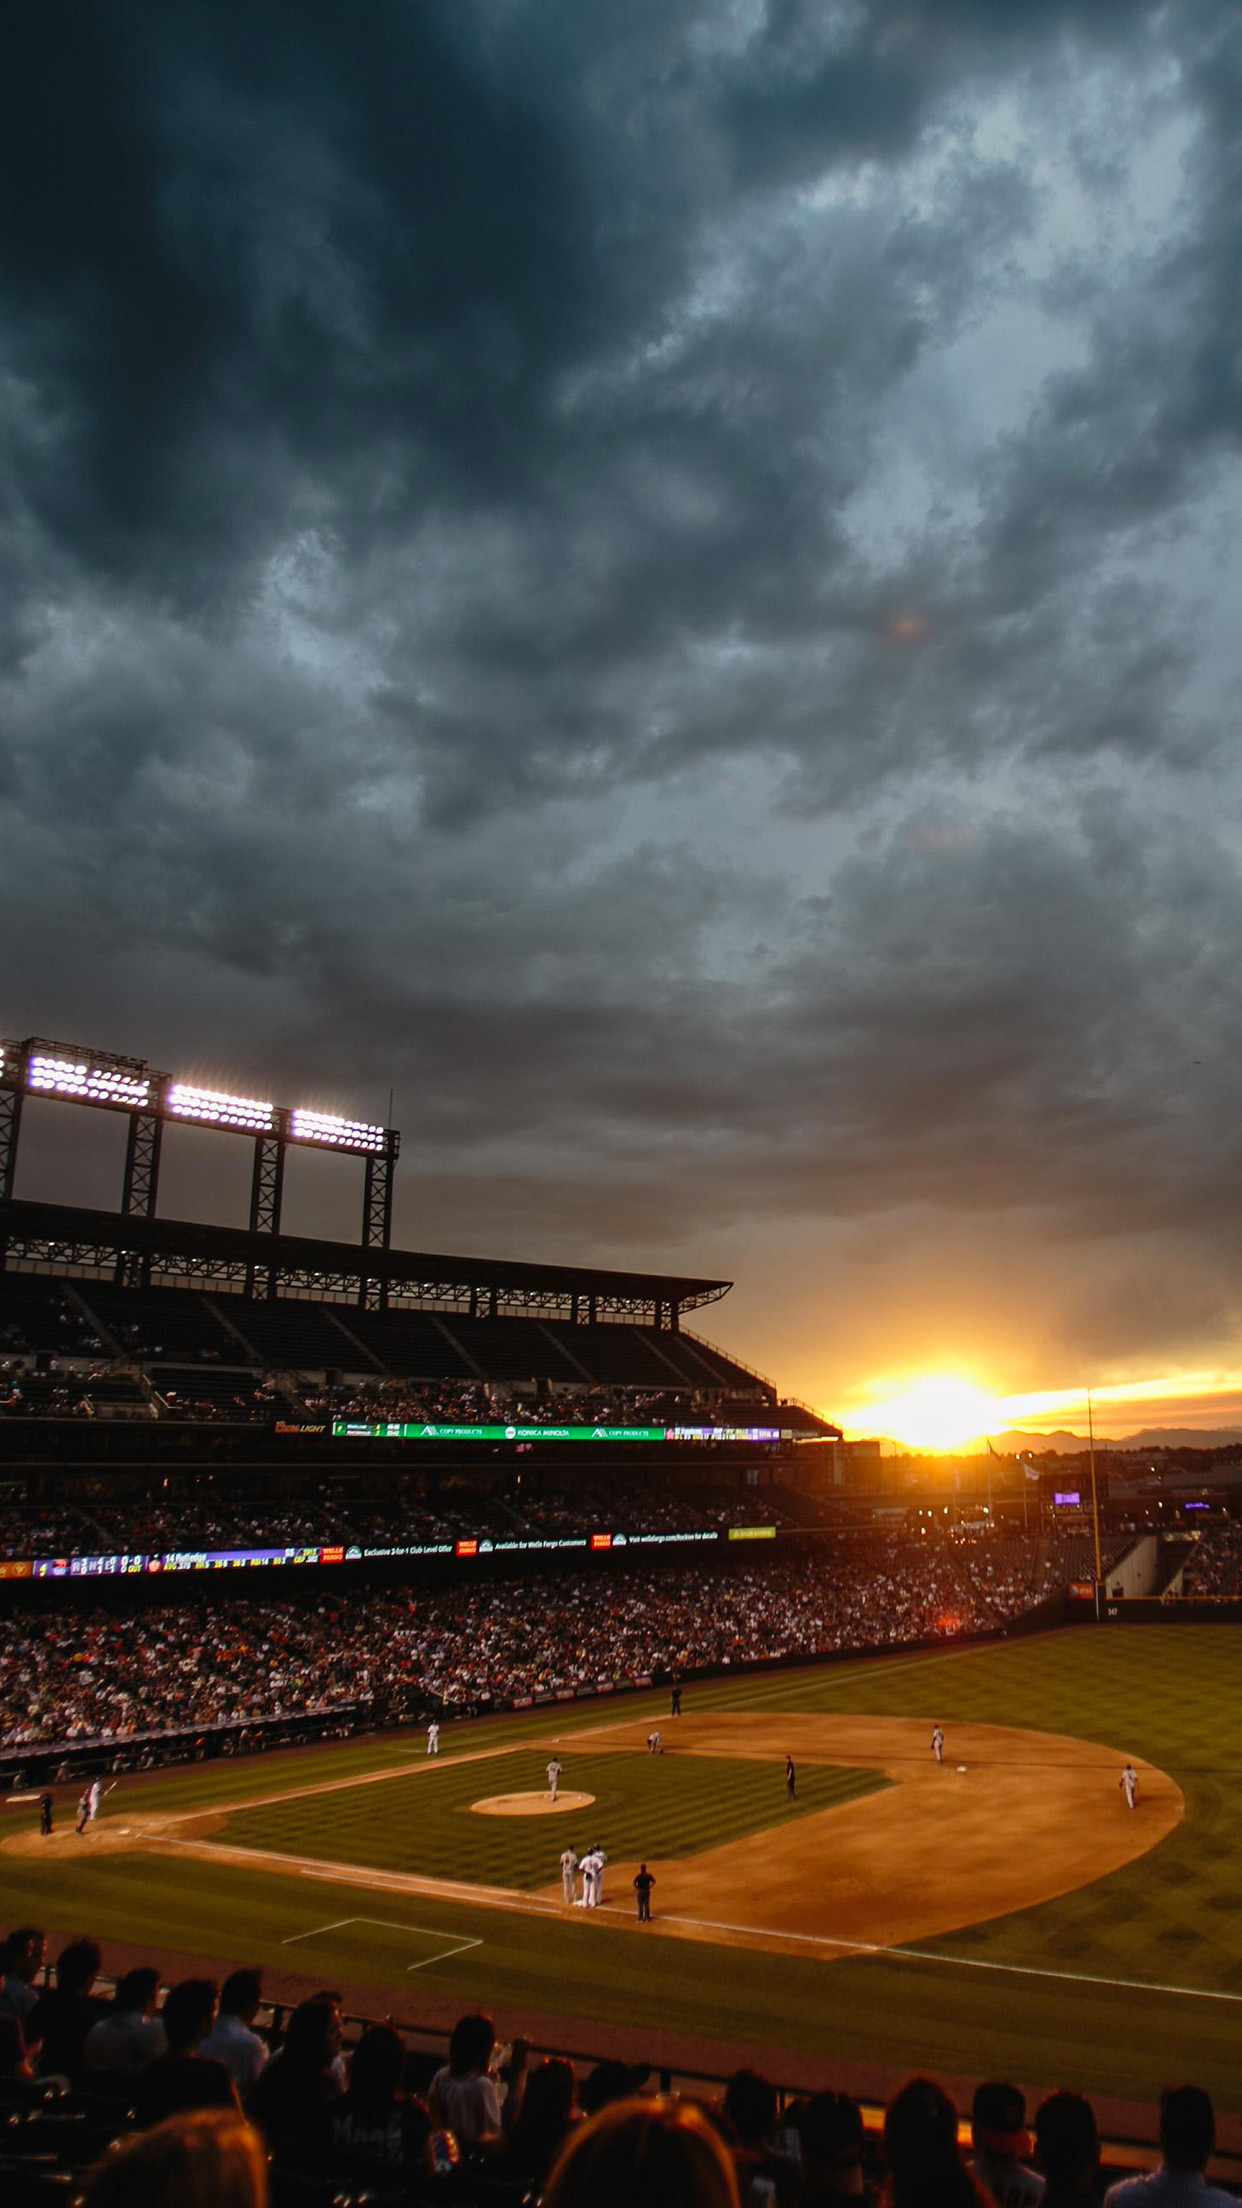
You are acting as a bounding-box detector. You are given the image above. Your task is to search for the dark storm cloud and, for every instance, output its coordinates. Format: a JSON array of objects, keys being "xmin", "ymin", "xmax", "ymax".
[{"xmin": 3, "ymin": 0, "xmax": 1241, "ymax": 1389}]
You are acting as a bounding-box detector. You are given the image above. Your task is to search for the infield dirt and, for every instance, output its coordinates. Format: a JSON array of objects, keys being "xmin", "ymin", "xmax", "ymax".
[{"xmin": 4, "ymin": 1710, "xmax": 1181, "ymax": 1962}]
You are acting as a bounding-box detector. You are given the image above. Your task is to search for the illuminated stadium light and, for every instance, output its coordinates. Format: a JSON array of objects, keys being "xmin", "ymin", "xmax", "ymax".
[
  {"xmin": 167, "ymin": 1082, "xmax": 274, "ymax": 1133},
  {"xmin": 290, "ymin": 1106, "xmax": 387, "ymax": 1153},
  {"xmin": 27, "ymin": 1052, "xmax": 151, "ymax": 1109}
]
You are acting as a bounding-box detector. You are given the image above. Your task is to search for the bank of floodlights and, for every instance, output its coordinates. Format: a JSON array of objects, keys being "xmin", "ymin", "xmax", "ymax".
[
  {"xmin": 1, "ymin": 1032, "xmax": 400, "ymax": 1281},
  {"xmin": 167, "ymin": 1082, "xmax": 274, "ymax": 1133},
  {"xmin": 27, "ymin": 1050, "xmax": 152, "ymax": 1110},
  {"xmin": 290, "ymin": 1107, "xmax": 387, "ymax": 1154}
]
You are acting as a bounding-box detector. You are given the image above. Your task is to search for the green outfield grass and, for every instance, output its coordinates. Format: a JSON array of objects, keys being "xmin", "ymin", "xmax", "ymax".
[
  {"xmin": 218, "ymin": 1746, "xmax": 888, "ymax": 1886},
  {"xmin": 7, "ymin": 1625, "xmax": 1242, "ymax": 2108}
]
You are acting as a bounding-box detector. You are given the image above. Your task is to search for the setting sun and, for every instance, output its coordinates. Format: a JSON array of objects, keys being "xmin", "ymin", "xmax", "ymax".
[{"xmin": 850, "ymin": 1376, "xmax": 1001, "ymax": 1450}]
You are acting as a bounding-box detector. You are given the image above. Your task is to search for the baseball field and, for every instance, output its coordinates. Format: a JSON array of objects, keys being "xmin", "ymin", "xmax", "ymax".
[{"xmin": 5, "ymin": 1623, "xmax": 1242, "ymax": 2112}]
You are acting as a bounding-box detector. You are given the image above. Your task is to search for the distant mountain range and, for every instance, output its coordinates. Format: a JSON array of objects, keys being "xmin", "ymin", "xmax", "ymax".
[{"xmin": 982, "ymin": 1427, "xmax": 1242, "ymax": 1454}]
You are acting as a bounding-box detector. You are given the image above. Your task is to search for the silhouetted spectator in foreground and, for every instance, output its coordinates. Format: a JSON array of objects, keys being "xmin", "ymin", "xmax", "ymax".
[
  {"xmin": 30, "ymin": 1936, "xmax": 109, "ymax": 2085},
  {"xmin": 1103, "ymin": 2087, "xmax": 1236, "ymax": 2208},
  {"xmin": 1034, "ymin": 2092, "xmax": 1101, "ymax": 2208},
  {"xmin": 580, "ymin": 2059, "xmax": 653, "ymax": 2118},
  {"xmin": 331, "ymin": 2023, "xmax": 431, "ymax": 2181},
  {"xmin": 133, "ymin": 1979, "xmax": 237, "ymax": 2128},
  {"xmin": 970, "ymin": 2081, "xmax": 1044, "ymax": 2208},
  {"xmin": 246, "ymin": 1994, "xmax": 342, "ymax": 2170},
  {"xmin": 881, "ymin": 2078, "xmax": 993, "ymax": 2208},
  {"xmin": 493, "ymin": 2056, "xmax": 579, "ymax": 2190},
  {"xmin": 427, "ymin": 2011, "xmax": 502, "ymax": 2145},
  {"xmin": 543, "ymin": 2095, "xmax": 740, "ymax": 2208},
  {"xmin": 796, "ymin": 2091, "xmax": 869, "ymax": 2206},
  {"xmin": 725, "ymin": 2068, "xmax": 800, "ymax": 2208},
  {"xmin": 82, "ymin": 2106, "xmax": 267, "ymax": 2208}
]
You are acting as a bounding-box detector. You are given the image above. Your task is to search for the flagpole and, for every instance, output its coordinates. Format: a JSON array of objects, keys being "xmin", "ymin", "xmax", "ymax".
[{"xmin": 1087, "ymin": 1389, "xmax": 1103, "ymax": 1607}]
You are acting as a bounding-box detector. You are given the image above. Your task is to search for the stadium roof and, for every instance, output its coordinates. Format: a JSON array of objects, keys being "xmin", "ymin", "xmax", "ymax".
[{"xmin": 0, "ymin": 1196, "xmax": 731, "ymax": 1323}]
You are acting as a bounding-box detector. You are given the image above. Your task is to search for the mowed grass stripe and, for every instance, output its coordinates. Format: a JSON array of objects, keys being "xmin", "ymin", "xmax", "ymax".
[{"xmin": 218, "ymin": 1748, "xmax": 889, "ymax": 1889}]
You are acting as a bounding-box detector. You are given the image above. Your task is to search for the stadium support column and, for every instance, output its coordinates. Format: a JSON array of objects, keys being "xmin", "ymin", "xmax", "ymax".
[
  {"xmin": 0, "ymin": 1040, "xmax": 28, "ymax": 1270},
  {"xmin": 116, "ymin": 1080, "xmax": 166, "ymax": 1288},
  {"xmin": 359, "ymin": 1128, "xmax": 399, "ymax": 1311},
  {"xmin": 246, "ymin": 1114, "xmax": 288, "ymax": 1302}
]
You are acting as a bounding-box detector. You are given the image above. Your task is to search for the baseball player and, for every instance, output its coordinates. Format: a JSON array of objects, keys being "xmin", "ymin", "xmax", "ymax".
[
  {"xmin": 1119, "ymin": 1763, "xmax": 1138, "ymax": 1809},
  {"xmin": 634, "ymin": 1864, "xmax": 656, "ymax": 1922},
  {"xmin": 39, "ymin": 1792, "xmax": 53, "ymax": 1837},
  {"xmin": 785, "ymin": 1755, "xmax": 796, "ymax": 1799},
  {"xmin": 931, "ymin": 1725, "xmax": 945, "ymax": 1765},
  {"xmin": 588, "ymin": 1843, "xmax": 609, "ymax": 1906},
  {"xmin": 670, "ymin": 1681, "xmax": 682, "ymax": 1717},
  {"xmin": 427, "ymin": 1720, "xmax": 440, "ymax": 1755},
  {"xmin": 579, "ymin": 1849, "xmax": 599, "ymax": 1908},
  {"xmin": 547, "ymin": 1756, "xmax": 563, "ymax": 1801},
  {"xmin": 76, "ymin": 1777, "xmax": 112, "ymax": 1834},
  {"xmin": 560, "ymin": 1845, "xmax": 579, "ymax": 1903},
  {"xmin": 647, "ymin": 1730, "xmax": 662, "ymax": 1755}
]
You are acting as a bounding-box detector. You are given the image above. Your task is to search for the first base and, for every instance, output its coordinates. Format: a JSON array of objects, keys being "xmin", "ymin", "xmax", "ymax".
[{"xmin": 956, "ymin": 1765, "xmax": 968, "ymax": 1773}]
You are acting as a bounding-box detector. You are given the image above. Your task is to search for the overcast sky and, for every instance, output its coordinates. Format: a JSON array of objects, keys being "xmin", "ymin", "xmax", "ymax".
[{"xmin": 3, "ymin": 2, "xmax": 1242, "ymax": 1426}]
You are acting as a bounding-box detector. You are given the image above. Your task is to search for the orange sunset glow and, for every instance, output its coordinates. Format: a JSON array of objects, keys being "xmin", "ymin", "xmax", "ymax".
[{"xmin": 840, "ymin": 1370, "xmax": 1242, "ymax": 1450}]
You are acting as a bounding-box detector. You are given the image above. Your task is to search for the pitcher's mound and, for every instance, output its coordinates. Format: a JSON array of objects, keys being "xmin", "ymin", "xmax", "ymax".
[{"xmin": 472, "ymin": 1790, "xmax": 595, "ymax": 1817}]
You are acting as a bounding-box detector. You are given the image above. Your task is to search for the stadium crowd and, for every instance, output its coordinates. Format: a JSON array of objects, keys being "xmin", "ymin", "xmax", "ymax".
[
  {"xmin": 0, "ymin": 1929, "xmax": 1234, "ymax": 2208},
  {"xmin": 0, "ymin": 1536, "xmax": 1049, "ymax": 1752},
  {"xmin": 0, "ymin": 1479, "xmax": 804, "ymax": 1560},
  {"xmin": 1178, "ymin": 1525, "xmax": 1242, "ymax": 1597}
]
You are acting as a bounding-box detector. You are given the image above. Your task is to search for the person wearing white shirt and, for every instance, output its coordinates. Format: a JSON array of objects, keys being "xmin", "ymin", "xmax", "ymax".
[
  {"xmin": 1103, "ymin": 2087, "xmax": 1236, "ymax": 2208},
  {"xmin": 84, "ymin": 1968, "xmax": 166, "ymax": 2079},
  {"xmin": 198, "ymin": 1968, "xmax": 269, "ymax": 2094}
]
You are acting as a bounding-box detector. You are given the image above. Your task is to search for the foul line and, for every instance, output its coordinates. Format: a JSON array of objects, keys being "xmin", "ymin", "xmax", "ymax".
[{"xmin": 663, "ymin": 1911, "xmax": 1242, "ymax": 2006}]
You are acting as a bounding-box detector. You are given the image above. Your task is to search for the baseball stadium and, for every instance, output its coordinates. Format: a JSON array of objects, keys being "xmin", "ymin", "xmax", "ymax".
[{"xmin": 5, "ymin": 1037, "xmax": 1242, "ymax": 2191}]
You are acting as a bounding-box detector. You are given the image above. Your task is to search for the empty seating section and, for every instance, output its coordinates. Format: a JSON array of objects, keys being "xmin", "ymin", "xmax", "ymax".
[
  {"xmin": 432, "ymin": 1318, "xmax": 585, "ymax": 1383},
  {"xmin": 672, "ymin": 1329, "xmax": 775, "ymax": 1395},
  {"xmin": 336, "ymin": 1309, "xmax": 478, "ymax": 1378},
  {"xmin": 74, "ymin": 1283, "xmax": 236, "ymax": 1360},
  {"xmin": 201, "ymin": 1296, "xmax": 381, "ymax": 1372},
  {"xmin": 0, "ymin": 1276, "xmax": 106, "ymax": 1357},
  {"xmin": 151, "ymin": 1365, "xmax": 272, "ymax": 1411},
  {"xmin": 1, "ymin": 1271, "xmax": 772, "ymax": 1401},
  {"xmin": 543, "ymin": 1324, "xmax": 684, "ymax": 1386}
]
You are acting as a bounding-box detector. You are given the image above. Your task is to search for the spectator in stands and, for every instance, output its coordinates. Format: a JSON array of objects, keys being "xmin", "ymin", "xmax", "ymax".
[
  {"xmin": 30, "ymin": 1935, "xmax": 109, "ymax": 2085},
  {"xmin": 724, "ymin": 2068, "xmax": 800, "ymax": 2208},
  {"xmin": 246, "ymin": 1995, "xmax": 343, "ymax": 2170},
  {"xmin": 882, "ymin": 2079, "xmax": 992, "ymax": 2208},
  {"xmin": 427, "ymin": 2010, "xmax": 503, "ymax": 2144},
  {"xmin": 0, "ymin": 1924, "xmax": 45, "ymax": 2031},
  {"xmin": 82, "ymin": 2107, "xmax": 268, "ymax": 2208},
  {"xmin": 544, "ymin": 2095, "xmax": 740, "ymax": 2208},
  {"xmin": 1034, "ymin": 2093, "xmax": 1101, "ymax": 2208},
  {"xmin": 580, "ymin": 2060, "xmax": 653, "ymax": 2117},
  {"xmin": 1103, "ymin": 2087, "xmax": 1236, "ymax": 2208},
  {"xmin": 794, "ymin": 2091, "xmax": 868, "ymax": 2206},
  {"xmin": 84, "ymin": 1965, "xmax": 166, "ymax": 2081},
  {"xmin": 330, "ymin": 2022, "xmax": 431, "ymax": 2181},
  {"xmin": 969, "ymin": 2082, "xmax": 1045, "ymax": 2208},
  {"xmin": 0, "ymin": 2004, "xmax": 27, "ymax": 2080},
  {"xmin": 133, "ymin": 1979, "xmax": 238, "ymax": 2128},
  {"xmin": 199, "ymin": 1968, "xmax": 268, "ymax": 2094},
  {"xmin": 494, "ymin": 2056, "xmax": 580, "ymax": 2190}
]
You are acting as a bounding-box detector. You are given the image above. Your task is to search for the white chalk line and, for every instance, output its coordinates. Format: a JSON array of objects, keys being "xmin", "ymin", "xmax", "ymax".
[
  {"xmin": 281, "ymin": 1913, "xmax": 482, "ymax": 1971},
  {"xmin": 663, "ymin": 1910, "xmax": 1242, "ymax": 2006}
]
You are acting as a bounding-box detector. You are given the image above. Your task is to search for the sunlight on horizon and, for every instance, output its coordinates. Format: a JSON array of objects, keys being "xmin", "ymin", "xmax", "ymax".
[{"xmin": 839, "ymin": 1367, "xmax": 1242, "ymax": 1449}]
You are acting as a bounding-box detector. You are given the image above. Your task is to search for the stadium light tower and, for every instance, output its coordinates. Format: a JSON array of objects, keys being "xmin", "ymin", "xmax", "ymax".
[{"xmin": 0, "ymin": 1035, "xmax": 400, "ymax": 1300}]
